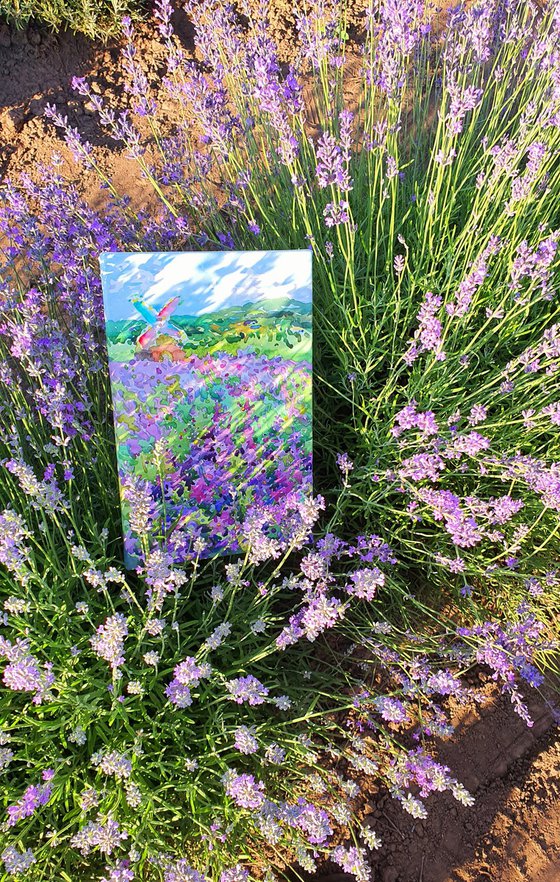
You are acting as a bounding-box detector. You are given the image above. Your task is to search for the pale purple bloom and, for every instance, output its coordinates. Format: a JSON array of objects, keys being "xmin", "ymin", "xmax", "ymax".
[
  {"xmin": 404, "ymin": 291, "xmax": 445, "ymax": 363},
  {"xmin": 346, "ymin": 568, "xmax": 385, "ymax": 601},
  {"xmin": 7, "ymin": 779, "xmax": 52, "ymax": 827},
  {"xmin": 0, "ymin": 509, "xmax": 31, "ymax": 585},
  {"xmin": 224, "ymin": 773, "xmax": 265, "ymax": 809},
  {"xmin": 399, "ymin": 452, "xmax": 445, "ymax": 482},
  {"xmin": 336, "ymin": 452, "xmax": 354, "ymax": 476},
  {"xmin": 468, "ymin": 404, "xmax": 487, "ymax": 425},
  {"xmin": 2, "ymin": 846, "xmax": 36, "ymax": 876},
  {"xmin": 446, "ymin": 83, "xmax": 483, "ymax": 135},
  {"xmin": 163, "ymin": 860, "xmax": 207, "ymax": 882},
  {"xmin": 300, "ymin": 552, "xmax": 327, "ymax": 581},
  {"xmin": 0, "ymin": 637, "xmax": 55, "ymax": 704},
  {"xmin": 203, "ymin": 622, "xmax": 231, "ymax": 650},
  {"xmin": 316, "ymin": 132, "xmax": 351, "ymax": 191},
  {"xmin": 265, "ymin": 743, "xmax": 286, "ymax": 764},
  {"xmin": 323, "ymin": 200, "xmax": 350, "ymax": 227},
  {"xmin": 332, "ymin": 844, "xmax": 371, "ymax": 882},
  {"xmin": 446, "ymin": 257, "xmax": 488, "ymax": 317},
  {"xmin": 220, "ymin": 866, "xmax": 249, "ymax": 882},
  {"xmin": 166, "ymin": 657, "xmax": 211, "ymax": 707},
  {"xmin": 292, "ymin": 801, "xmax": 333, "ymax": 845},
  {"xmin": 71, "ymin": 815, "xmax": 128, "ymax": 857},
  {"xmin": 301, "ymin": 592, "xmax": 344, "ymax": 640},
  {"xmin": 434, "ymin": 553, "xmax": 465, "ymax": 573},
  {"xmin": 121, "ymin": 474, "xmax": 156, "ymax": 537},
  {"xmin": 225, "ymin": 674, "xmax": 269, "ymax": 705},
  {"xmin": 373, "ymin": 695, "xmax": 410, "ymax": 723},
  {"xmin": 233, "ymin": 726, "xmax": 258, "ymax": 755},
  {"xmin": 91, "ymin": 750, "xmax": 132, "ymax": 780},
  {"xmin": 101, "ymin": 861, "xmax": 135, "ymax": 882},
  {"xmin": 91, "ymin": 614, "xmax": 128, "ymax": 672},
  {"xmin": 385, "ymin": 154, "xmax": 398, "ymax": 179}
]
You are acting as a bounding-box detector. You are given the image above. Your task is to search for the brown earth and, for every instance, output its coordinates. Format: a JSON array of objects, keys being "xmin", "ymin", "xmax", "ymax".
[
  {"xmin": 1, "ymin": 10, "xmax": 559, "ymax": 882},
  {"xmin": 360, "ymin": 683, "xmax": 560, "ymax": 882}
]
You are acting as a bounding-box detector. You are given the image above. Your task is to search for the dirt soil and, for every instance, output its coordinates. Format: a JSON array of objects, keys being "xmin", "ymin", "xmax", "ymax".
[
  {"xmin": 1, "ymin": 10, "xmax": 559, "ymax": 882},
  {"xmin": 360, "ymin": 682, "xmax": 560, "ymax": 882}
]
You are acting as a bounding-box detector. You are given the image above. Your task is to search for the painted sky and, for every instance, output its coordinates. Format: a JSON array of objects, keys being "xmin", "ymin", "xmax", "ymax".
[{"xmin": 100, "ymin": 250, "xmax": 312, "ymax": 323}]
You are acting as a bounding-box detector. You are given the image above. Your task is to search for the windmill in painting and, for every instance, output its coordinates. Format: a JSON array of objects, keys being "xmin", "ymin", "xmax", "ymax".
[
  {"xmin": 131, "ymin": 295, "xmax": 191, "ymax": 361},
  {"xmin": 100, "ymin": 251, "xmax": 313, "ymax": 567}
]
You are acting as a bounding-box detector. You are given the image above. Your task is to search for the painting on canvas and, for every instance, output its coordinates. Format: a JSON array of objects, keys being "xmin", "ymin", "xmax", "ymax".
[{"xmin": 100, "ymin": 250, "xmax": 312, "ymax": 566}]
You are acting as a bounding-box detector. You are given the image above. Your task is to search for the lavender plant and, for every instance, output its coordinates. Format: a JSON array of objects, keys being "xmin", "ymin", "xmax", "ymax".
[
  {"xmin": 1, "ymin": 0, "xmax": 560, "ymax": 879},
  {"xmin": 0, "ymin": 0, "xmax": 143, "ymax": 38},
  {"xmin": 38, "ymin": 0, "xmax": 560, "ymax": 617},
  {"xmin": 0, "ymin": 489, "xmax": 553, "ymax": 881}
]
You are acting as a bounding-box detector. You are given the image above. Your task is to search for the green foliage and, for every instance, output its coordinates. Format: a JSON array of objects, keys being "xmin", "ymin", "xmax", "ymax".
[{"xmin": 0, "ymin": 0, "xmax": 143, "ymax": 39}]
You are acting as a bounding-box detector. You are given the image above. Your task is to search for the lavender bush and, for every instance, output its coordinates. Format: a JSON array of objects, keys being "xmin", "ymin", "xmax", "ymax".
[
  {"xmin": 1, "ymin": 0, "xmax": 559, "ymax": 879},
  {"xmin": 0, "ymin": 0, "xmax": 142, "ymax": 38}
]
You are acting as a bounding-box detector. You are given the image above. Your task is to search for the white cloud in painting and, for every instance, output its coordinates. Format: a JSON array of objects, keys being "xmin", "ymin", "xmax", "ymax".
[{"xmin": 101, "ymin": 250, "xmax": 311, "ymax": 322}]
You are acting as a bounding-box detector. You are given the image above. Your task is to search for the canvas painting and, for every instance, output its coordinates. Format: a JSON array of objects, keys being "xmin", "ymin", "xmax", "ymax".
[{"xmin": 99, "ymin": 250, "xmax": 313, "ymax": 567}]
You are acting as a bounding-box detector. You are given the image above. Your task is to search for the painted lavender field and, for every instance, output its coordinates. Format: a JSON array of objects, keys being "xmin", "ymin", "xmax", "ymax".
[{"xmin": 100, "ymin": 251, "xmax": 312, "ymax": 565}]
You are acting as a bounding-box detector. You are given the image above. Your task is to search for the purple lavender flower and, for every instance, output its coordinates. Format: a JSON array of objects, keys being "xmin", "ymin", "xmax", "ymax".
[
  {"xmin": 323, "ymin": 200, "xmax": 350, "ymax": 227},
  {"xmin": 346, "ymin": 568, "xmax": 385, "ymax": 601},
  {"xmin": 225, "ymin": 674, "xmax": 269, "ymax": 705},
  {"xmin": 71, "ymin": 815, "xmax": 128, "ymax": 857},
  {"xmin": 2, "ymin": 846, "xmax": 36, "ymax": 876},
  {"xmin": 163, "ymin": 859, "xmax": 207, "ymax": 882},
  {"xmin": 91, "ymin": 750, "xmax": 132, "ymax": 780},
  {"xmin": 404, "ymin": 291, "xmax": 445, "ymax": 363},
  {"xmin": 293, "ymin": 801, "xmax": 333, "ymax": 845},
  {"xmin": 166, "ymin": 657, "xmax": 212, "ymax": 707},
  {"xmin": 0, "ymin": 637, "xmax": 55, "ymax": 704},
  {"xmin": 220, "ymin": 866, "xmax": 249, "ymax": 882},
  {"xmin": 224, "ymin": 772, "xmax": 265, "ymax": 809},
  {"xmin": 101, "ymin": 861, "xmax": 135, "ymax": 882},
  {"xmin": 446, "ymin": 256, "xmax": 488, "ymax": 318},
  {"xmin": 265, "ymin": 743, "xmax": 286, "ymax": 764},
  {"xmin": 373, "ymin": 695, "xmax": 410, "ymax": 723},
  {"xmin": 90, "ymin": 613, "xmax": 128, "ymax": 672},
  {"xmin": 371, "ymin": 0, "xmax": 426, "ymax": 98},
  {"xmin": 121, "ymin": 474, "xmax": 157, "ymax": 539},
  {"xmin": 446, "ymin": 83, "xmax": 483, "ymax": 135},
  {"xmin": 0, "ymin": 509, "xmax": 31, "ymax": 585},
  {"xmin": 332, "ymin": 844, "xmax": 371, "ymax": 882},
  {"xmin": 315, "ymin": 132, "xmax": 351, "ymax": 191},
  {"xmin": 301, "ymin": 592, "xmax": 345, "ymax": 640},
  {"xmin": 233, "ymin": 726, "xmax": 258, "ymax": 755},
  {"xmin": 6, "ymin": 779, "xmax": 53, "ymax": 827}
]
